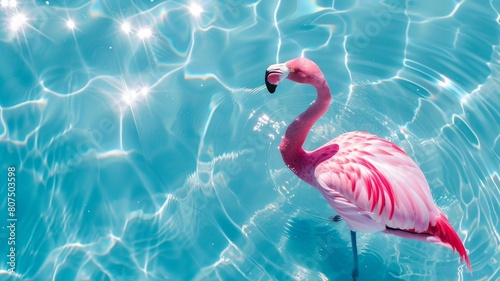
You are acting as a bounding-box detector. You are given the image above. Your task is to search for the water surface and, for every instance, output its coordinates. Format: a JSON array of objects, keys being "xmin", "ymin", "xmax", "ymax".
[{"xmin": 0, "ymin": 0, "xmax": 499, "ymax": 280}]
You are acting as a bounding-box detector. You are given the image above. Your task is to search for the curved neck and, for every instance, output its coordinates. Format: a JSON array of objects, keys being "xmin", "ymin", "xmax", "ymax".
[{"xmin": 279, "ymin": 79, "xmax": 331, "ymax": 166}]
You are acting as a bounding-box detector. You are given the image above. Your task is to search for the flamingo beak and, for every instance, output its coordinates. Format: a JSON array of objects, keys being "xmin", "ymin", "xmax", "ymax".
[{"xmin": 265, "ymin": 63, "xmax": 289, "ymax": 94}]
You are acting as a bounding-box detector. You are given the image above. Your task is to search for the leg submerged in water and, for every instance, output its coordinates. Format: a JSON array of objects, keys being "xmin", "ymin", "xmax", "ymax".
[{"xmin": 351, "ymin": 230, "xmax": 359, "ymax": 281}]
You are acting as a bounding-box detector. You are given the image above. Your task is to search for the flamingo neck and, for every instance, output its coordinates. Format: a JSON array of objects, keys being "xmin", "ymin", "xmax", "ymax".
[{"xmin": 279, "ymin": 79, "xmax": 331, "ymax": 170}]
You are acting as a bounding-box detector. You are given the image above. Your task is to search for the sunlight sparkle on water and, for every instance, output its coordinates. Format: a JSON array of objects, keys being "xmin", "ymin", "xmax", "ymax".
[
  {"xmin": 138, "ymin": 28, "xmax": 152, "ymax": 39},
  {"xmin": 123, "ymin": 90, "xmax": 137, "ymax": 105},
  {"xmin": 121, "ymin": 22, "xmax": 131, "ymax": 33},
  {"xmin": 189, "ymin": 3, "xmax": 203, "ymax": 17},
  {"xmin": 122, "ymin": 87, "xmax": 149, "ymax": 106},
  {"xmin": 10, "ymin": 13, "xmax": 26, "ymax": 31},
  {"xmin": 139, "ymin": 87, "xmax": 149, "ymax": 96},
  {"xmin": 1, "ymin": 0, "xmax": 17, "ymax": 8},
  {"xmin": 66, "ymin": 19, "xmax": 76, "ymax": 30}
]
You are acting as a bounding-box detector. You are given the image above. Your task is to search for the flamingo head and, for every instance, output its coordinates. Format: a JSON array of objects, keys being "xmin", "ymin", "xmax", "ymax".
[{"xmin": 265, "ymin": 57, "xmax": 323, "ymax": 93}]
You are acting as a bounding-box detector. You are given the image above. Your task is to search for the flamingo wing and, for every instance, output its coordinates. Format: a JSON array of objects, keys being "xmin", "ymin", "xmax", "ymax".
[{"xmin": 313, "ymin": 131, "xmax": 440, "ymax": 233}]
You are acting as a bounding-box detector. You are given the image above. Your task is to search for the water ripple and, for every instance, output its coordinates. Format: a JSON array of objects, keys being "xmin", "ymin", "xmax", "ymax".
[{"xmin": 0, "ymin": 0, "xmax": 499, "ymax": 280}]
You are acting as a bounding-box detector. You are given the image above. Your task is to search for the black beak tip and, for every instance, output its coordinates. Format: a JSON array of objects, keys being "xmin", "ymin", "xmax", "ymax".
[{"xmin": 265, "ymin": 70, "xmax": 277, "ymax": 94}]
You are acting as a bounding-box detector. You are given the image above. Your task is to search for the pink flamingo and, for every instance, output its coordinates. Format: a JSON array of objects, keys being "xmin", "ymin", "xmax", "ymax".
[{"xmin": 265, "ymin": 57, "xmax": 471, "ymax": 279}]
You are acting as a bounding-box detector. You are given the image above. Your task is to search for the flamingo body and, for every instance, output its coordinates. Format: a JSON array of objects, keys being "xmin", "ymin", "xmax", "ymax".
[
  {"xmin": 265, "ymin": 57, "xmax": 471, "ymax": 273},
  {"xmin": 313, "ymin": 131, "xmax": 437, "ymax": 233}
]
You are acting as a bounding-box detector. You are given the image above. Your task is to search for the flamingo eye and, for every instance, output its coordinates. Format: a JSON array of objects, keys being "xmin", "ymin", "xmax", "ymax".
[{"xmin": 290, "ymin": 68, "xmax": 295, "ymax": 73}]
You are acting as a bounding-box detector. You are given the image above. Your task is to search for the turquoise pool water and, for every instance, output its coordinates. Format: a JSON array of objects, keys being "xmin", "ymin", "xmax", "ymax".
[{"xmin": 1, "ymin": 0, "xmax": 499, "ymax": 280}]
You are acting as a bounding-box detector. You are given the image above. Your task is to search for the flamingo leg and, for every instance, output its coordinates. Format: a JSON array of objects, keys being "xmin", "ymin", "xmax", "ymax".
[{"xmin": 351, "ymin": 230, "xmax": 359, "ymax": 281}]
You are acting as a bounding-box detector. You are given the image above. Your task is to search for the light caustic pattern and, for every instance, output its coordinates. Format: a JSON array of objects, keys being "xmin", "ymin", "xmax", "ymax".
[{"xmin": 0, "ymin": 0, "xmax": 499, "ymax": 280}]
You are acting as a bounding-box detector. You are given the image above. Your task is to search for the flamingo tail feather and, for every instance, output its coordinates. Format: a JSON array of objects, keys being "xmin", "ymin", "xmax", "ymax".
[
  {"xmin": 384, "ymin": 213, "xmax": 471, "ymax": 272},
  {"xmin": 430, "ymin": 213, "xmax": 471, "ymax": 272}
]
